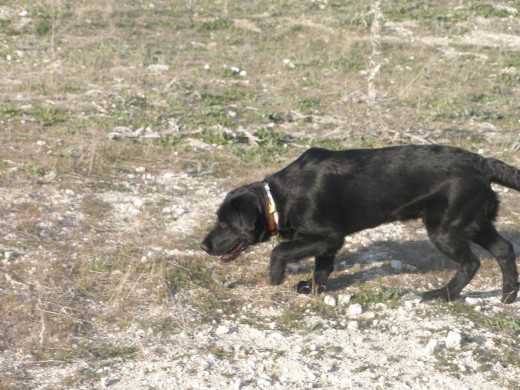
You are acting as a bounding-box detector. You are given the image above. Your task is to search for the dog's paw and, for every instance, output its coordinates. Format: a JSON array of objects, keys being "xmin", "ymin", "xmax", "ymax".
[
  {"xmin": 502, "ymin": 286, "xmax": 518, "ymax": 304},
  {"xmin": 269, "ymin": 264, "xmax": 285, "ymax": 285},
  {"xmin": 295, "ymin": 280, "xmax": 326, "ymax": 295},
  {"xmin": 421, "ymin": 288, "xmax": 451, "ymax": 302},
  {"xmin": 295, "ymin": 280, "xmax": 312, "ymax": 294}
]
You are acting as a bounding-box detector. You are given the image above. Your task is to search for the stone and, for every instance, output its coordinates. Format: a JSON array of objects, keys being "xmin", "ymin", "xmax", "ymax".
[
  {"xmin": 348, "ymin": 304, "xmax": 363, "ymax": 316},
  {"xmin": 324, "ymin": 295, "xmax": 337, "ymax": 307},
  {"xmin": 338, "ymin": 294, "xmax": 352, "ymax": 305},
  {"xmin": 390, "ymin": 260, "xmax": 403, "ymax": 271},
  {"xmin": 216, "ymin": 325, "xmax": 230, "ymax": 335},
  {"xmin": 445, "ymin": 331, "xmax": 462, "ymax": 350},
  {"xmin": 423, "ymin": 339, "xmax": 440, "ymax": 355}
]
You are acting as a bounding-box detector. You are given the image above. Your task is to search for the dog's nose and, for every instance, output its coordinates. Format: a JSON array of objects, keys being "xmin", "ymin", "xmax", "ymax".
[{"xmin": 200, "ymin": 241, "xmax": 209, "ymax": 253}]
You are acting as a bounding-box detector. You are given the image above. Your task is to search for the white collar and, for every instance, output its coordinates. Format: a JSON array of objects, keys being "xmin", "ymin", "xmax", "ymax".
[{"xmin": 264, "ymin": 182, "xmax": 279, "ymax": 235}]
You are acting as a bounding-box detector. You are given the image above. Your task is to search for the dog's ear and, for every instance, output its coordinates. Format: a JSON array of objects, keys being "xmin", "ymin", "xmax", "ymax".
[{"xmin": 229, "ymin": 192, "xmax": 261, "ymax": 231}]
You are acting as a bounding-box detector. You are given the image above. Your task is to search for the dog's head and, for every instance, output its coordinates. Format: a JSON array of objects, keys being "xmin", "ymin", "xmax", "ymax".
[{"xmin": 201, "ymin": 183, "xmax": 270, "ymax": 261}]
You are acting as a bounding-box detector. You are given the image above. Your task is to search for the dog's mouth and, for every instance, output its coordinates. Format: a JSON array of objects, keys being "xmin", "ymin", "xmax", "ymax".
[{"xmin": 218, "ymin": 241, "xmax": 249, "ymax": 262}]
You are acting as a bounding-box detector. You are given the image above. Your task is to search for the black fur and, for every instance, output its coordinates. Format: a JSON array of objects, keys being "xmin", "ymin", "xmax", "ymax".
[{"xmin": 201, "ymin": 145, "xmax": 520, "ymax": 303}]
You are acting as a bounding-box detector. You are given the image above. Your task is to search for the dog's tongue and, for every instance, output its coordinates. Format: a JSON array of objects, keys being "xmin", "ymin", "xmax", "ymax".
[{"xmin": 218, "ymin": 242, "xmax": 247, "ymax": 261}]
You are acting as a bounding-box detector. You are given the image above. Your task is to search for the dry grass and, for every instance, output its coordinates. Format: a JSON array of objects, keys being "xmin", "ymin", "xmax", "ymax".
[{"xmin": 1, "ymin": 0, "xmax": 520, "ymax": 386}]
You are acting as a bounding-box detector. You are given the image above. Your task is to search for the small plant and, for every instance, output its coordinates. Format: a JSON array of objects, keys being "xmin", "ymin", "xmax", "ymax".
[
  {"xmin": 1, "ymin": 104, "xmax": 21, "ymax": 117},
  {"xmin": 297, "ymin": 97, "xmax": 321, "ymax": 115},
  {"xmin": 279, "ymin": 305, "xmax": 306, "ymax": 330},
  {"xmin": 199, "ymin": 18, "xmax": 231, "ymax": 32},
  {"xmin": 33, "ymin": 105, "xmax": 68, "ymax": 126},
  {"xmin": 352, "ymin": 285, "xmax": 405, "ymax": 306},
  {"xmin": 91, "ymin": 345, "xmax": 138, "ymax": 360}
]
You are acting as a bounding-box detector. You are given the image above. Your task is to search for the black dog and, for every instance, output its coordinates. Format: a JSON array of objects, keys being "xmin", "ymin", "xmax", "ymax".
[{"xmin": 201, "ymin": 145, "xmax": 520, "ymax": 303}]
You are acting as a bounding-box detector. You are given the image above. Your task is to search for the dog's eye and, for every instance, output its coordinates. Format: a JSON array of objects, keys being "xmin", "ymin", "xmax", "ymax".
[{"xmin": 219, "ymin": 221, "xmax": 229, "ymax": 228}]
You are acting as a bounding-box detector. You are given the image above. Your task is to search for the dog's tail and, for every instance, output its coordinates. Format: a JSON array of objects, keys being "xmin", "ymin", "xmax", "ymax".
[{"xmin": 487, "ymin": 157, "xmax": 520, "ymax": 191}]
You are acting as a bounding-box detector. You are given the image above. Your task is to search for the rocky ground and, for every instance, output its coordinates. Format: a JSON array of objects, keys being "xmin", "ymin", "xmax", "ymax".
[
  {"xmin": 1, "ymin": 1, "xmax": 520, "ymax": 389},
  {"xmin": 2, "ymin": 146, "xmax": 520, "ymax": 389}
]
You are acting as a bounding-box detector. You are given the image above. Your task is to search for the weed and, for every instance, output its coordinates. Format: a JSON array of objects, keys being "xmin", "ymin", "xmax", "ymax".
[
  {"xmin": 91, "ymin": 345, "xmax": 138, "ymax": 360},
  {"xmin": 165, "ymin": 260, "xmax": 220, "ymax": 294},
  {"xmin": 33, "ymin": 105, "xmax": 69, "ymax": 126},
  {"xmin": 200, "ymin": 128, "xmax": 236, "ymax": 145},
  {"xmin": 1, "ymin": 104, "xmax": 21, "ymax": 117},
  {"xmin": 34, "ymin": 14, "xmax": 52, "ymax": 36},
  {"xmin": 199, "ymin": 18, "xmax": 231, "ymax": 32},
  {"xmin": 279, "ymin": 305, "xmax": 306, "ymax": 331},
  {"xmin": 352, "ymin": 285, "xmax": 405, "ymax": 306},
  {"xmin": 297, "ymin": 97, "xmax": 321, "ymax": 115}
]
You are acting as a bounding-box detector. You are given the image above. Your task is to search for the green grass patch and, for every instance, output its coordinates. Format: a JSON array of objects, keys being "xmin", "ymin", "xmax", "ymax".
[
  {"xmin": 352, "ymin": 285, "xmax": 407, "ymax": 306},
  {"xmin": 32, "ymin": 105, "xmax": 69, "ymax": 126}
]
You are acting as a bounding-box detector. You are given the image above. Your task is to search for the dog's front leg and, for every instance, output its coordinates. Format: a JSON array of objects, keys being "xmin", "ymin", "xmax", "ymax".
[
  {"xmin": 269, "ymin": 237, "xmax": 343, "ymax": 291},
  {"xmin": 295, "ymin": 255, "xmax": 335, "ymax": 294}
]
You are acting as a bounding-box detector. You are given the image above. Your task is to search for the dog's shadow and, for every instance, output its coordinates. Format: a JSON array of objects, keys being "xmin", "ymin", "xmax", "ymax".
[{"xmin": 287, "ymin": 236, "xmax": 513, "ymax": 300}]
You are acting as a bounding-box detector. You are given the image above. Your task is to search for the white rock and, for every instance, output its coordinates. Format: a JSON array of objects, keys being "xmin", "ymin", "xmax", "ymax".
[
  {"xmin": 484, "ymin": 338, "xmax": 495, "ymax": 349},
  {"xmin": 324, "ymin": 295, "xmax": 337, "ymax": 307},
  {"xmin": 148, "ymin": 64, "xmax": 170, "ymax": 72},
  {"xmin": 404, "ymin": 300, "xmax": 416, "ymax": 310},
  {"xmin": 216, "ymin": 325, "xmax": 230, "ymax": 335},
  {"xmin": 100, "ymin": 377, "xmax": 118, "ymax": 387},
  {"xmin": 423, "ymin": 339, "xmax": 440, "ymax": 355},
  {"xmin": 272, "ymin": 331, "xmax": 284, "ymax": 340},
  {"xmin": 465, "ymin": 297, "xmax": 480, "ymax": 305},
  {"xmin": 133, "ymin": 198, "xmax": 145, "ymax": 207},
  {"xmin": 348, "ymin": 303, "xmax": 363, "ymax": 316},
  {"xmin": 338, "ymin": 294, "xmax": 352, "ymax": 305},
  {"xmin": 135, "ymin": 166, "xmax": 146, "ymax": 173},
  {"xmin": 233, "ymin": 379, "xmax": 244, "ymax": 390},
  {"xmin": 390, "ymin": 260, "xmax": 403, "ymax": 271},
  {"xmin": 347, "ymin": 321, "xmax": 359, "ymax": 330},
  {"xmin": 445, "ymin": 331, "xmax": 462, "ymax": 350}
]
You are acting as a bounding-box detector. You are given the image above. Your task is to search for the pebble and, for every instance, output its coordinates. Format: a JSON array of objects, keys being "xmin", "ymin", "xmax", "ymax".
[
  {"xmin": 423, "ymin": 339, "xmax": 440, "ymax": 355},
  {"xmin": 338, "ymin": 294, "xmax": 352, "ymax": 305},
  {"xmin": 445, "ymin": 331, "xmax": 462, "ymax": 350},
  {"xmin": 347, "ymin": 321, "xmax": 359, "ymax": 331},
  {"xmin": 390, "ymin": 260, "xmax": 403, "ymax": 271},
  {"xmin": 465, "ymin": 297, "xmax": 481, "ymax": 305},
  {"xmin": 348, "ymin": 304, "xmax": 363, "ymax": 316},
  {"xmin": 100, "ymin": 377, "xmax": 119, "ymax": 387},
  {"xmin": 148, "ymin": 64, "xmax": 170, "ymax": 72},
  {"xmin": 272, "ymin": 331, "xmax": 284, "ymax": 340},
  {"xmin": 324, "ymin": 295, "xmax": 337, "ymax": 307},
  {"xmin": 133, "ymin": 198, "xmax": 145, "ymax": 207},
  {"xmin": 216, "ymin": 325, "xmax": 230, "ymax": 335}
]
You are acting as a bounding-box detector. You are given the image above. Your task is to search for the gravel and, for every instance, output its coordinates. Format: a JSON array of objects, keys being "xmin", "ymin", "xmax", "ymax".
[{"xmin": 1, "ymin": 162, "xmax": 520, "ymax": 390}]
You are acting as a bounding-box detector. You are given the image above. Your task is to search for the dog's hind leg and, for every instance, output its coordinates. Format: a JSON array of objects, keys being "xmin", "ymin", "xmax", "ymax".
[
  {"xmin": 472, "ymin": 223, "xmax": 519, "ymax": 303},
  {"xmin": 422, "ymin": 226, "xmax": 481, "ymax": 302}
]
